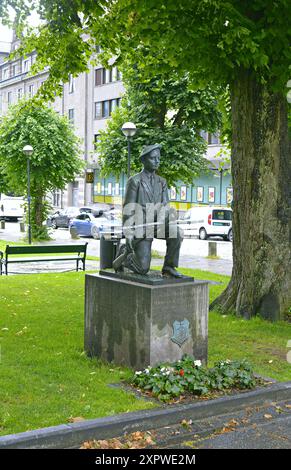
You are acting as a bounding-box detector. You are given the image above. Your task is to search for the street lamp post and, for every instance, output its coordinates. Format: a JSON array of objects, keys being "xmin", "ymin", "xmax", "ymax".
[
  {"xmin": 23, "ymin": 145, "xmax": 33, "ymax": 244},
  {"xmin": 121, "ymin": 122, "xmax": 137, "ymax": 179}
]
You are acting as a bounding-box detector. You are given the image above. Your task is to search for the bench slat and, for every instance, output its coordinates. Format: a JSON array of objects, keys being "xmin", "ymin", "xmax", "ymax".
[
  {"xmin": 5, "ymin": 256, "xmax": 84, "ymax": 263},
  {"xmin": 5, "ymin": 244, "xmax": 87, "ymax": 255}
]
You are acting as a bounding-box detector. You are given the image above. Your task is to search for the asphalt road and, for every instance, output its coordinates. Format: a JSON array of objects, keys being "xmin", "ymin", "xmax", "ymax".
[
  {"xmin": 160, "ymin": 399, "xmax": 291, "ymax": 449},
  {"xmin": 0, "ymin": 222, "xmax": 233, "ymax": 275}
]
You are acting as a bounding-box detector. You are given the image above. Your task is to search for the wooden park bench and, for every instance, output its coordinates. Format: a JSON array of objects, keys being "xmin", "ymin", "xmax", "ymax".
[{"xmin": 0, "ymin": 243, "xmax": 88, "ymax": 275}]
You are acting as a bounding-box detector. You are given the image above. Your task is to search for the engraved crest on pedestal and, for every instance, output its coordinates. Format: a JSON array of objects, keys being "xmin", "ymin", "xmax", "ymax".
[{"xmin": 171, "ymin": 319, "xmax": 190, "ymax": 347}]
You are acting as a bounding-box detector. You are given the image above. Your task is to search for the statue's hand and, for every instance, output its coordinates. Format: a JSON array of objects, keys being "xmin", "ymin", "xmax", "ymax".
[{"xmin": 126, "ymin": 235, "xmax": 134, "ymax": 253}]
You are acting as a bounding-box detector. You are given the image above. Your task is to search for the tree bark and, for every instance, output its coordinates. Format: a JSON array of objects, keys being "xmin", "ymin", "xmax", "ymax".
[
  {"xmin": 211, "ymin": 70, "xmax": 291, "ymax": 321},
  {"xmin": 32, "ymin": 190, "xmax": 46, "ymax": 233}
]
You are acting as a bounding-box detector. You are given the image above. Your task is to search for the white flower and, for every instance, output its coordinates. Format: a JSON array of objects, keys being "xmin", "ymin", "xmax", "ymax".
[
  {"xmin": 145, "ymin": 368, "xmax": 150, "ymax": 374},
  {"xmin": 160, "ymin": 367, "xmax": 166, "ymax": 372},
  {"xmin": 224, "ymin": 20, "xmax": 229, "ymax": 26},
  {"xmin": 135, "ymin": 371, "xmax": 142, "ymax": 376},
  {"xmin": 194, "ymin": 360, "xmax": 202, "ymax": 367}
]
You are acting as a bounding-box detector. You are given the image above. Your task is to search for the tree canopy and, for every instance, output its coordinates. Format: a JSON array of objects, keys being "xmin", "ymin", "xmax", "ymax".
[
  {"xmin": 1, "ymin": 1, "xmax": 290, "ymax": 97},
  {"xmin": 97, "ymin": 59, "xmax": 223, "ymax": 186},
  {"xmin": 0, "ymin": 99, "xmax": 83, "ymax": 238}
]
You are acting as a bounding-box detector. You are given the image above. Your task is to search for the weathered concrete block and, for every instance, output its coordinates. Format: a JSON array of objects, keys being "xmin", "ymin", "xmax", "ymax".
[{"xmin": 84, "ymin": 273, "xmax": 208, "ymax": 370}]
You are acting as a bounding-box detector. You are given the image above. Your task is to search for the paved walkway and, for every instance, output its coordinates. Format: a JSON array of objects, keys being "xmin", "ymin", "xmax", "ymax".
[{"xmin": 162, "ymin": 399, "xmax": 291, "ymax": 449}]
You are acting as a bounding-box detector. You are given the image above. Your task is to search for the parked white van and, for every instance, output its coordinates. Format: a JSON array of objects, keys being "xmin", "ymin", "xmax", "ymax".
[
  {"xmin": 0, "ymin": 194, "xmax": 25, "ymax": 221},
  {"xmin": 179, "ymin": 206, "xmax": 233, "ymax": 241}
]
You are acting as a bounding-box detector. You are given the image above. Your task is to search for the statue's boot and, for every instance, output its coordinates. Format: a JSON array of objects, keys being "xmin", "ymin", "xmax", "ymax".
[{"xmin": 162, "ymin": 265, "xmax": 183, "ymax": 278}]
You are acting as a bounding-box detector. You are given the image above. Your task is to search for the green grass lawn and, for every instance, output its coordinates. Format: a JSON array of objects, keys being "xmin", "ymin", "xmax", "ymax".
[{"xmin": 0, "ymin": 268, "xmax": 290, "ymax": 436}]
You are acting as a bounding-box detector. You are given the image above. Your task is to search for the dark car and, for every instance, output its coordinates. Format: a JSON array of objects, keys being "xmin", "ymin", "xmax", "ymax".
[
  {"xmin": 79, "ymin": 204, "xmax": 116, "ymax": 217},
  {"xmin": 48, "ymin": 206, "xmax": 81, "ymax": 229}
]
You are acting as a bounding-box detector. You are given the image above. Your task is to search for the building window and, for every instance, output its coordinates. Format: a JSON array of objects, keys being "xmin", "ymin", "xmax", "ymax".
[
  {"xmin": 7, "ymin": 91, "xmax": 13, "ymax": 106},
  {"xmin": 103, "ymin": 68, "xmax": 111, "ymax": 84},
  {"xmin": 12, "ymin": 64, "xmax": 17, "ymax": 76},
  {"xmin": 94, "ymin": 134, "xmax": 101, "ymax": 151},
  {"xmin": 68, "ymin": 108, "xmax": 74, "ymax": 124},
  {"xmin": 95, "ymin": 69, "xmax": 102, "ymax": 86},
  {"xmin": 180, "ymin": 186, "xmax": 187, "ymax": 201},
  {"xmin": 200, "ymin": 131, "xmax": 220, "ymax": 145},
  {"xmin": 208, "ymin": 187, "xmax": 215, "ymax": 203},
  {"xmin": 17, "ymin": 88, "xmax": 23, "ymax": 100},
  {"xmin": 0, "ymin": 94, "xmax": 2, "ymax": 112},
  {"xmin": 111, "ymin": 99, "xmax": 118, "ymax": 113},
  {"xmin": 23, "ymin": 59, "xmax": 31, "ymax": 73},
  {"xmin": 94, "ymin": 102, "xmax": 102, "ymax": 119},
  {"xmin": 111, "ymin": 66, "xmax": 121, "ymax": 82},
  {"xmin": 226, "ymin": 187, "xmax": 233, "ymax": 205},
  {"xmin": 170, "ymin": 187, "xmax": 177, "ymax": 200},
  {"xmin": 69, "ymin": 74, "xmax": 75, "ymax": 93},
  {"xmin": 107, "ymin": 182, "xmax": 112, "ymax": 195},
  {"xmin": 95, "ymin": 67, "xmax": 121, "ymax": 86},
  {"xmin": 28, "ymin": 84, "xmax": 34, "ymax": 96},
  {"xmin": 94, "ymin": 99, "xmax": 121, "ymax": 119},
  {"xmin": 208, "ymin": 132, "xmax": 220, "ymax": 145},
  {"xmin": 53, "ymin": 189, "xmax": 62, "ymax": 207},
  {"xmin": 197, "ymin": 186, "xmax": 204, "ymax": 202},
  {"xmin": 102, "ymin": 100, "xmax": 110, "ymax": 118},
  {"xmin": 2, "ymin": 68, "xmax": 9, "ymax": 80}
]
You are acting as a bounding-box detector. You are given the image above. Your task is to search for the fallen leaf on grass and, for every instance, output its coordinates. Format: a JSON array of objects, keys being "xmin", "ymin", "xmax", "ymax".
[
  {"xmin": 264, "ymin": 414, "xmax": 273, "ymax": 419},
  {"xmin": 68, "ymin": 416, "xmax": 85, "ymax": 423},
  {"xmin": 15, "ymin": 326, "xmax": 28, "ymax": 336},
  {"xmin": 285, "ymin": 404, "xmax": 291, "ymax": 409}
]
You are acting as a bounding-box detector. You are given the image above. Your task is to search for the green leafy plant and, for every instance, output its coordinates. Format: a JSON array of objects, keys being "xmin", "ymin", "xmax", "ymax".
[
  {"xmin": 97, "ymin": 60, "xmax": 222, "ymax": 186},
  {"xmin": 0, "ymin": 99, "xmax": 83, "ymax": 240},
  {"xmin": 132, "ymin": 355, "xmax": 257, "ymax": 402}
]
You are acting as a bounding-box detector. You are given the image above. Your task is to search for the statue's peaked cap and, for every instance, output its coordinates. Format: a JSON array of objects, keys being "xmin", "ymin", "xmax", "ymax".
[{"xmin": 140, "ymin": 143, "xmax": 161, "ymax": 159}]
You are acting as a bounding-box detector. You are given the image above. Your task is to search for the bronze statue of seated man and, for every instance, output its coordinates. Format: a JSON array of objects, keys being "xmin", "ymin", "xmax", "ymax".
[{"xmin": 113, "ymin": 143, "xmax": 183, "ymax": 278}]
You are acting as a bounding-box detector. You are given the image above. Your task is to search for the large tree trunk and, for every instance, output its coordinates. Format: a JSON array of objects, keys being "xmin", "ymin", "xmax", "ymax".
[{"xmin": 211, "ymin": 70, "xmax": 291, "ymax": 321}]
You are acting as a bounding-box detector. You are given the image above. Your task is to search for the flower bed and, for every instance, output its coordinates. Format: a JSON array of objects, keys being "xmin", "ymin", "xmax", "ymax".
[{"xmin": 132, "ymin": 355, "xmax": 257, "ymax": 402}]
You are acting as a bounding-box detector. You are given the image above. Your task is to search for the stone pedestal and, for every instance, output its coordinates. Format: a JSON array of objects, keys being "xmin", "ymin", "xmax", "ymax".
[{"xmin": 84, "ymin": 272, "xmax": 208, "ymax": 370}]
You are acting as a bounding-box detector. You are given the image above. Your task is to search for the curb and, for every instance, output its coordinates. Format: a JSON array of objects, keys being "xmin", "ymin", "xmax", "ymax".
[{"xmin": 0, "ymin": 381, "xmax": 290, "ymax": 449}]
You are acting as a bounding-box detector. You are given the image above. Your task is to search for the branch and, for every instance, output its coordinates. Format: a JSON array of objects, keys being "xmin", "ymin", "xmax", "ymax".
[{"xmin": 172, "ymin": 107, "xmax": 185, "ymax": 126}]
